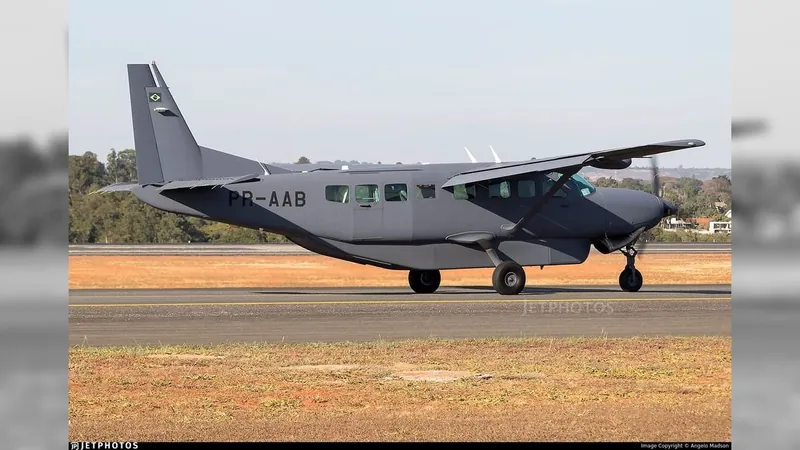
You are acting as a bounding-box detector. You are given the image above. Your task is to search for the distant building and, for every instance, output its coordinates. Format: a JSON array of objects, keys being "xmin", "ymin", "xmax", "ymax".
[
  {"xmin": 709, "ymin": 221, "xmax": 732, "ymax": 234},
  {"xmin": 663, "ymin": 217, "xmax": 694, "ymax": 230},
  {"xmin": 693, "ymin": 217, "xmax": 714, "ymax": 230}
]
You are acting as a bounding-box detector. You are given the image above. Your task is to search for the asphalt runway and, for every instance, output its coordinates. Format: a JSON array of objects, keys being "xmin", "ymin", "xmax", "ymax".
[{"xmin": 69, "ymin": 284, "xmax": 731, "ymax": 346}]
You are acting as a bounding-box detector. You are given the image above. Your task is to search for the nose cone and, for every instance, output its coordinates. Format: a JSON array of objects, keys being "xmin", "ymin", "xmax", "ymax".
[
  {"xmin": 601, "ymin": 188, "xmax": 666, "ymax": 234},
  {"xmin": 662, "ymin": 198, "xmax": 678, "ymax": 218}
]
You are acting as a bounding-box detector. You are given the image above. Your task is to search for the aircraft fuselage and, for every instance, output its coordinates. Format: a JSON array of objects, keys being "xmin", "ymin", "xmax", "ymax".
[{"xmin": 132, "ymin": 162, "xmax": 670, "ymax": 270}]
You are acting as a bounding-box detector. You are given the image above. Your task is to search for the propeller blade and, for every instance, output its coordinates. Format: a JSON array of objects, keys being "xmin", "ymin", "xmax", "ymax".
[
  {"xmin": 651, "ymin": 156, "xmax": 661, "ymax": 198},
  {"xmin": 641, "ymin": 156, "xmax": 661, "ymax": 257}
]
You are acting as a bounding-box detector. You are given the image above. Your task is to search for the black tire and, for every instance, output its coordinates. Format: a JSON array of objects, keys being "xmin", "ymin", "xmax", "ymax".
[
  {"xmin": 408, "ymin": 269, "xmax": 441, "ymax": 294},
  {"xmin": 619, "ymin": 267, "xmax": 643, "ymax": 292},
  {"xmin": 491, "ymin": 261, "xmax": 526, "ymax": 295}
]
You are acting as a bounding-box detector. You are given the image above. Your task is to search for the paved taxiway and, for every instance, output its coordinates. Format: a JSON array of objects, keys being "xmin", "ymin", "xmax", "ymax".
[{"xmin": 69, "ymin": 284, "xmax": 730, "ymax": 346}]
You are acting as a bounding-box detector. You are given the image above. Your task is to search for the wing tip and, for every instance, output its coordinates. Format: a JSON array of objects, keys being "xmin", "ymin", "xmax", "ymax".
[
  {"xmin": 652, "ymin": 139, "xmax": 706, "ymax": 148},
  {"xmin": 672, "ymin": 139, "xmax": 706, "ymax": 147}
]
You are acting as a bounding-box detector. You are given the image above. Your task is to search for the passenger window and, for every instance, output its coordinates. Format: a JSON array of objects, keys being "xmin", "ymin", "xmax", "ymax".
[
  {"xmin": 518, "ymin": 180, "xmax": 536, "ymax": 198},
  {"xmin": 355, "ymin": 184, "xmax": 380, "ymax": 203},
  {"xmin": 416, "ymin": 184, "xmax": 436, "ymax": 199},
  {"xmin": 453, "ymin": 184, "xmax": 476, "ymax": 200},
  {"xmin": 489, "ymin": 181, "xmax": 511, "ymax": 199},
  {"xmin": 385, "ymin": 183, "xmax": 408, "ymax": 202},
  {"xmin": 325, "ymin": 185, "xmax": 349, "ymax": 203}
]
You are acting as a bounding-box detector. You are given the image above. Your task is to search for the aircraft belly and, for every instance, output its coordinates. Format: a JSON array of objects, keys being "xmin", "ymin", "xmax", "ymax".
[{"xmin": 321, "ymin": 238, "xmax": 590, "ymax": 270}]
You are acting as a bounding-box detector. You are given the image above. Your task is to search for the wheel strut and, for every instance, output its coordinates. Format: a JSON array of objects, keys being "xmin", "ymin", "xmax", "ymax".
[{"xmin": 618, "ymin": 245, "xmax": 643, "ymax": 292}]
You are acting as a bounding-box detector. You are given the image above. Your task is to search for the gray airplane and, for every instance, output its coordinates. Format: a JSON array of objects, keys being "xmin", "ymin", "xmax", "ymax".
[{"xmin": 98, "ymin": 62, "xmax": 705, "ymax": 295}]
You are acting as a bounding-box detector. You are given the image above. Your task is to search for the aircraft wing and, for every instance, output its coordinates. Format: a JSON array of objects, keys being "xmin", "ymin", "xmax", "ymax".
[{"xmin": 440, "ymin": 139, "xmax": 705, "ymax": 188}]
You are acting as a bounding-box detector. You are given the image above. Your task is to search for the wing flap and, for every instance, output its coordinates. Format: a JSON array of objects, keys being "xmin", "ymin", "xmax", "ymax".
[{"xmin": 441, "ymin": 139, "xmax": 705, "ymax": 188}]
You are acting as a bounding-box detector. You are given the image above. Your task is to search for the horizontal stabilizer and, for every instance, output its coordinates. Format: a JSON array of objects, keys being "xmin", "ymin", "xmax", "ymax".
[
  {"xmin": 154, "ymin": 174, "xmax": 261, "ymax": 192},
  {"xmin": 91, "ymin": 183, "xmax": 139, "ymax": 194}
]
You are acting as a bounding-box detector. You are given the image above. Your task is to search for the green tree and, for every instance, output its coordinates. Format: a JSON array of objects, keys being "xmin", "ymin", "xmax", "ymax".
[
  {"xmin": 594, "ymin": 177, "xmax": 618, "ymax": 188},
  {"xmin": 618, "ymin": 178, "xmax": 647, "ymax": 191},
  {"xmin": 106, "ymin": 149, "xmax": 138, "ymax": 183},
  {"xmin": 69, "ymin": 152, "xmax": 107, "ymax": 195}
]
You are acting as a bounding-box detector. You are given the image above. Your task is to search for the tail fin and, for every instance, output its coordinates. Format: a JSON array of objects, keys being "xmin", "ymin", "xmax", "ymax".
[
  {"xmin": 127, "ymin": 61, "xmax": 204, "ymax": 185},
  {"xmin": 126, "ymin": 61, "xmax": 295, "ymax": 187}
]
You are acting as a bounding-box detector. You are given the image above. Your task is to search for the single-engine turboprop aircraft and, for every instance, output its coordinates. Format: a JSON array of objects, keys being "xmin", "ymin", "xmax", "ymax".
[{"xmin": 97, "ymin": 62, "xmax": 705, "ymax": 295}]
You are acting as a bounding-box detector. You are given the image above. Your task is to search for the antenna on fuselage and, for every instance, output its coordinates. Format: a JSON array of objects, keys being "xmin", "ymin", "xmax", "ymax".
[
  {"xmin": 489, "ymin": 145, "xmax": 502, "ymax": 163},
  {"xmin": 464, "ymin": 146, "xmax": 478, "ymax": 163}
]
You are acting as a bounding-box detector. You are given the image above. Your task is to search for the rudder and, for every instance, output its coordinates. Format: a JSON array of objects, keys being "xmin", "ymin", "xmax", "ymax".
[{"xmin": 127, "ymin": 62, "xmax": 203, "ymax": 184}]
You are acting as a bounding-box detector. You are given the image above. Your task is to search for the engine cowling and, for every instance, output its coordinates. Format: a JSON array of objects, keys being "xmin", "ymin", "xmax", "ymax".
[{"xmin": 588, "ymin": 158, "xmax": 632, "ymax": 170}]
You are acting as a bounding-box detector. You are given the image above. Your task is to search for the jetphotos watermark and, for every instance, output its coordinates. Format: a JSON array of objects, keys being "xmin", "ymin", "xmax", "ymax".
[
  {"xmin": 522, "ymin": 300, "xmax": 615, "ymax": 316},
  {"xmin": 70, "ymin": 443, "xmax": 138, "ymax": 450}
]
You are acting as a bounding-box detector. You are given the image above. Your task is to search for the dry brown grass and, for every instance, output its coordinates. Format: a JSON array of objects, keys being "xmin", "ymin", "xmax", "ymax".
[
  {"xmin": 68, "ymin": 253, "xmax": 730, "ymax": 289},
  {"xmin": 69, "ymin": 336, "xmax": 731, "ymax": 442}
]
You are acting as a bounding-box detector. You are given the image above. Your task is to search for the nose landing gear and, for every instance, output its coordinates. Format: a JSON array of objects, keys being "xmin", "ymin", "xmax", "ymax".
[{"xmin": 618, "ymin": 245, "xmax": 643, "ymax": 292}]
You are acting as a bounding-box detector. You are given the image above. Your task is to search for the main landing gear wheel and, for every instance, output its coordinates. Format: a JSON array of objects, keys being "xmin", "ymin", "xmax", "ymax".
[
  {"xmin": 492, "ymin": 261, "xmax": 526, "ymax": 295},
  {"xmin": 619, "ymin": 267, "xmax": 643, "ymax": 292},
  {"xmin": 408, "ymin": 269, "xmax": 441, "ymax": 294},
  {"xmin": 618, "ymin": 245, "xmax": 643, "ymax": 292}
]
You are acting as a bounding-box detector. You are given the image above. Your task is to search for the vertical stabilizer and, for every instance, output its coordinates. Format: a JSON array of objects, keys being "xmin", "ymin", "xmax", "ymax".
[{"xmin": 127, "ymin": 62, "xmax": 203, "ymax": 184}]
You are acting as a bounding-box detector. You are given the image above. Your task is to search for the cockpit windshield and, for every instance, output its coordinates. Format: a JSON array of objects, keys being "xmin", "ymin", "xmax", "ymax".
[{"xmin": 570, "ymin": 173, "xmax": 596, "ymax": 196}]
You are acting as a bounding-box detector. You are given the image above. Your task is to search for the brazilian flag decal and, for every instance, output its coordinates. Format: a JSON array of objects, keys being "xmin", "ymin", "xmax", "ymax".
[{"xmin": 148, "ymin": 92, "xmax": 162, "ymax": 102}]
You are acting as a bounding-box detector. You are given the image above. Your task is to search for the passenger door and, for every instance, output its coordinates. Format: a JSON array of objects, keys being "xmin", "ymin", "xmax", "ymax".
[
  {"xmin": 381, "ymin": 182, "xmax": 413, "ymax": 240},
  {"xmin": 352, "ymin": 183, "xmax": 384, "ymax": 240}
]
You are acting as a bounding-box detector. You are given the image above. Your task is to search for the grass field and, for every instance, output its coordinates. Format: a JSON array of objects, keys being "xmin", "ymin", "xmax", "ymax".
[
  {"xmin": 68, "ymin": 337, "xmax": 731, "ymax": 442},
  {"xmin": 68, "ymin": 253, "xmax": 731, "ymax": 289}
]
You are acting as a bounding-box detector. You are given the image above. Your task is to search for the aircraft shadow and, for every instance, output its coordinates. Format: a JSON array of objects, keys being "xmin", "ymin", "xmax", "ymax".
[{"xmin": 254, "ymin": 285, "xmax": 731, "ymax": 297}]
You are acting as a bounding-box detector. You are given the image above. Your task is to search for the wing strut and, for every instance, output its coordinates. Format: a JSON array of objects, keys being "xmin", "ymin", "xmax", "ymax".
[{"xmin": 499, "ymin": 168, "xmax": 579, "ymax": 237}]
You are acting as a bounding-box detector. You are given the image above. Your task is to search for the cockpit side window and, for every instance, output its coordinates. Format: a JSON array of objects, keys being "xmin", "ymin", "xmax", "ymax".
[
  {"xmin": 542, "ymin": 172, "xmax": 568, "ymax": 198},
  {"xmin": 541, "ymin": 172, "xmax": 596, "ymax": 198}
]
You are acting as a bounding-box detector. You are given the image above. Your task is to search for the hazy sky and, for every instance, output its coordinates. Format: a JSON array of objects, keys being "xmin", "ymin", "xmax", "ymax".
[{"xmin": 69, "ymin": 0, "xmax": 731, "ymax": 168}]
